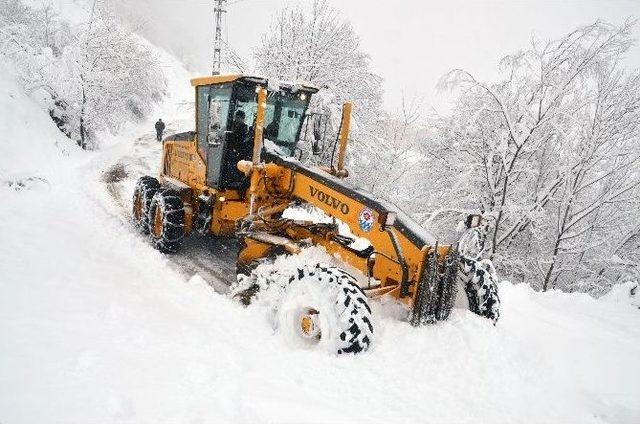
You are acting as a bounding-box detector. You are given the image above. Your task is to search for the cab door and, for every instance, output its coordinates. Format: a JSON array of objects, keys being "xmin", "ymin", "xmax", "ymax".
[{"xmin": 196, "ymin": 84, "xmax": 233, "ymax": 188}]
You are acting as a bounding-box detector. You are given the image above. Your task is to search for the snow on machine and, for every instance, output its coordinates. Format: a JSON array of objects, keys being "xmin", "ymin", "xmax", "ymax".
[{"xmin": 132, "ymin": 74, "xmax": 500, "ymax": 354}]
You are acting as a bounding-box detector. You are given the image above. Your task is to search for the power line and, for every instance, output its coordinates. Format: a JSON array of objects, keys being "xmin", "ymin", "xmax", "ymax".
[{"xmin": 212, "ymin": 0, "xmax": 227, "ymax": 75}]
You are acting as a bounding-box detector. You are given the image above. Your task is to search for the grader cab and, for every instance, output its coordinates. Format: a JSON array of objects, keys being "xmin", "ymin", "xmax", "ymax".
[{"xmin": 132, "ymin": 74, "xmax": 500, "ymax": 354}]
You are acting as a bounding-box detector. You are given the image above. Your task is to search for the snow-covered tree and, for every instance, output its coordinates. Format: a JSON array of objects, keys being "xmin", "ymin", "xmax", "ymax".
[
  {"xmin": 357, "ymin": 93, "xmax": 429, "ymax": 204},
  {"xmin": 59, "ymin": 4, "xmax": 165, "ymax": 148},
  {"xmin": 540, "ymin": 69, "xmax": 640, "ymax": 291},
  {"xmin": 431, "ymin": 20, "xmax": 640, "ymax": 293},
  {"xmin": 254, "ymin": 0, "xmax": 383, "ymax": 173},
  {"xmin": 0, "ymin": 0, "xmax": 166, "ymax": 149}
]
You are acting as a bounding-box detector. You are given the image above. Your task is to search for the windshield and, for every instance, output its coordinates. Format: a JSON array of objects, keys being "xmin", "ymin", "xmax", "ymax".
[{"xmin": 234, "ymin": 84, "xmax": 310, "ymax": 156}]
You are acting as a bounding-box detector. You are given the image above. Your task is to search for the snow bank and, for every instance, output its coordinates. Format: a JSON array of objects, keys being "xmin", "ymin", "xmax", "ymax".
[
  {"xmin": 1, "ymin": 47, "xmax": 639, "ymax": 424},
  {"xmin": 0, "ymin": 65, "xmax": 79, "ymax": 187},
  {"xmin": 600, "ymin": 281, "xmax": 640, "ymax": 309}
]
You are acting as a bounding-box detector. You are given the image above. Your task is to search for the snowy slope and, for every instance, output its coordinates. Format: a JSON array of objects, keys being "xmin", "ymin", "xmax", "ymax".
[{"xmin": 1, "ymin": 56, "xmax": 640, "ymax": 424}]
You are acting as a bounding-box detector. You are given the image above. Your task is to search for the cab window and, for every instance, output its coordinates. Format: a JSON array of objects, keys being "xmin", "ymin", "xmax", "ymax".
[
  {"xmin": 233, "ymin": 84, "xmax": 309, "ymax": 157},
  {"xmin": 196, "ymin": 84, "xmax": 232, "ymax": 158}
]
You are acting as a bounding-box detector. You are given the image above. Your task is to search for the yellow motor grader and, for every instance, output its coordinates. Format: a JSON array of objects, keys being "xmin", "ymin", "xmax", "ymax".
[{"xmin": 133, "ymin": 74, "xmax": 499, "ymax": 354}]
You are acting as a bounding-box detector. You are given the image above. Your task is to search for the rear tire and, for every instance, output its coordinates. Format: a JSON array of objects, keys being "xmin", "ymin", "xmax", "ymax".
[
  {"xmin": 276, "ymin": 263, "xmax": 374, "ymax": 355},
  {"xmin": 147, "ymin": 189, "xmax": 185, "ymax": 253},
  {"xmin": 132, "ymin": 176, "xmax": 160, "ymax": 234}
]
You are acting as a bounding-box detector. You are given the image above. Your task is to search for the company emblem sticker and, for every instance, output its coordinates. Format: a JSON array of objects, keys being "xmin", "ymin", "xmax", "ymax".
[{"xmin": 358, "ymin": 208, "xmax": 375, "ymax": 232}]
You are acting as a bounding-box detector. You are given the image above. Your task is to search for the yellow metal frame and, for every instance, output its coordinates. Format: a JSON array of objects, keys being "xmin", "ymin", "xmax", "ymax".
[
  {"xmin": 190, "ymin": 74, "xmax": 243, "ymax": 87},
  {"xmin": 159, "ymin": 74, "xmax": 452, "ymax": 310},
  {"xmin": 336, "ymin": 102, "xmax": 352, "ymax": 174}
]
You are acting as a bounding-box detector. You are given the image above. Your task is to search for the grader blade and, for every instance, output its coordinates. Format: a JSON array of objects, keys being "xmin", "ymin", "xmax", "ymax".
[{"xmin": 410, "ymin": 244, "xmax": 460, "ymax": 326}]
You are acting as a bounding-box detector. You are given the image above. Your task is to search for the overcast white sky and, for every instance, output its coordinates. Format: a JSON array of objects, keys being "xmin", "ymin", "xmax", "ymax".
[{"xmin": 113, "ymin": 0, "xmax": 639, "ymax": 113}]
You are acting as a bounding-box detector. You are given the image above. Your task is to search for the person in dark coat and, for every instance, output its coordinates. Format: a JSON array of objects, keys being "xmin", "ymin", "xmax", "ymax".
[
  {"xmin": 223, "ymin": 110, "xmax": 250, "ymax": 187},
  {"xmin": 228, "ymin": 110, "xmax": 250, "ymax": 159},
  {"xmin": 155, "ymin": 119, "xmax": 165, "ymax": 141}
]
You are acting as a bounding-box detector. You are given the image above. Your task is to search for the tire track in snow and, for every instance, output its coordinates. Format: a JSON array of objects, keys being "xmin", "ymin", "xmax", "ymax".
[{"xmin": 100, "ymin": 132, "xmax": 237, "ymax": 294}]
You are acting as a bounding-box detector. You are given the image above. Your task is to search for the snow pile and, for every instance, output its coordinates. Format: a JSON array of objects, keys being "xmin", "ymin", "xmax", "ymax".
[
  {"xmin": 283, "ymin": 205, "xmax": 372, "ymax": 250},
  {"xmin": 1, "ymin": 46, "xmax": 640, "ymax": 424},
  {"xmin": 233, "ymin": 246, "xmax": 382, "ymax": 320},
  {"xmin": 600, "ymin": 281, "xmax": 640, "ymax": 309}
]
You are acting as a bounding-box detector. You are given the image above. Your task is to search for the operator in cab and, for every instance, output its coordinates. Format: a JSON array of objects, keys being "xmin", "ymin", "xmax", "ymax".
[
  {"xmin": 223, "ymin": 109, "xmax": 251, "ymax": 187},
  {"xmin": 228, "ymin": 109, "xmax": 251, "ymax": 162},
  {"xmin": 229, "ymin": 110, "xmax": 249, "ymax": 151}
]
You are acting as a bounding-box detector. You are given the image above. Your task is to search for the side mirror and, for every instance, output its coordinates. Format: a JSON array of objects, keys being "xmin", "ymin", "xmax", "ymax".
[
  {"xmin": 313, "ymin": 114, "xmax": 323, "ymax": 142},
  {"xmin": 312, "ymin": 140, "xmax": 321, "ymax": 155},
  {"xmin": 311, "ymin": 114, "xmax": 325, "ymax": 155}
]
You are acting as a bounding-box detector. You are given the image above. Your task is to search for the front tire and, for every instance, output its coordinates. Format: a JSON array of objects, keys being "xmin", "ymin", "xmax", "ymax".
[
  {"xmin": 276, "ymin": 263, "xmax": 374, "ymax": 355},
  {"xmin": 459, "ymin": 257, "xmax": 500, "ymax": 324},
  {"xmin": 147, "ymin": 189, "xmax": 185, "ymax": 253}
]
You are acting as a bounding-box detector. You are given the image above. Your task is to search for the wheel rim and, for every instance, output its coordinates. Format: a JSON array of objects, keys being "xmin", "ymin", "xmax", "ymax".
[
  {"xmin": 133, "ymin": 192, "xmax": 142, "ymax": 221},
  {"xmin": 298, "ymin": 308, "xmax": 321, "ymax": 340},
  {"xmin": 152, "ymin": 205, "xmax": 163, "ymax": 237}
]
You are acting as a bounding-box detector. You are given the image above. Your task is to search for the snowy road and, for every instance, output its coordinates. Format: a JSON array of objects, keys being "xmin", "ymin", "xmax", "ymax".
[{"xmin": 101, "ymin": 132, "xmax": 238, "ymax": 294}]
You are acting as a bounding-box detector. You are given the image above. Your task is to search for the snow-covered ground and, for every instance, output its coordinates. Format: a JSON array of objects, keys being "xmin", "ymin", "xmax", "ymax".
[{"xmin": 1, "ymin": 53, "xmax": 640, "ymax": 424}]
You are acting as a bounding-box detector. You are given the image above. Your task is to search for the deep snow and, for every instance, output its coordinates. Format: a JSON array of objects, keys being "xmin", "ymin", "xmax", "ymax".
[{"xmin": 1, "ymin": 56, "xmax": 640, "ymax": 424}]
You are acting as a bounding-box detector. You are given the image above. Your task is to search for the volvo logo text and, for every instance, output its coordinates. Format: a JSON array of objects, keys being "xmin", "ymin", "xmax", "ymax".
[{"xmin": 309, "ymin": 186, "xmax": 350, "ymax": 215}]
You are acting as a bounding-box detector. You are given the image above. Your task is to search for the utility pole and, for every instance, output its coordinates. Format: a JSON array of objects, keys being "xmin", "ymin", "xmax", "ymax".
[{"xmin": 212, "ymin": 0, "xmax": 227, "ymax": 75}]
